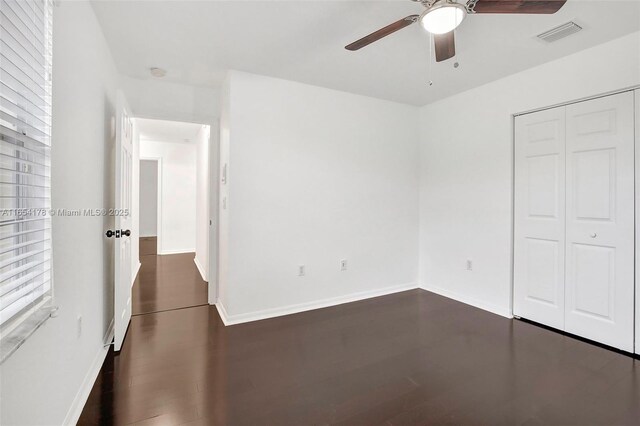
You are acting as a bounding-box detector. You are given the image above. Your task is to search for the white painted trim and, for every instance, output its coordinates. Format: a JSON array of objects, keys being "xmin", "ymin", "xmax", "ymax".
[
  {"xmin": 63, "ymin": 322, "xmax": 114, "ymax": 426},
  {"xmin": 194, "ymin": 256, "xmax": 208, "ymax": 282},
  {"xmin": 216, "ymin": 282, "xmax": 418, "ymax": 326},
  {"xmin": 159, "ymin": 248, "xmax": 195, "ymax": 256},
  {"xmin": 208, "ymin": 120, "xmax": 220, "ymax": 308},
  {"xmin": 215, "ymin": 301, "xmax": 230, "ymax": 325},
  {"xmin": 634, "ymin": 88, "xmax": 639, "ymax": 355},
  {"xmin": 131, "ymin": 261, "xmax": 141, "ymax": 288},
  {"xmin": 420, "ymin": 283, "xmax": 513, "ymax": 319},
  {"xmin": 208, "ymin": 282, "xmax": 217, "ymax": 305},
  {"xmin": 509, "ymin": 114, "xmax": 516, "ymax": 318},
  {"xmin": 513, "ymin": 85, "xmax": 640, "ymax": 117}
]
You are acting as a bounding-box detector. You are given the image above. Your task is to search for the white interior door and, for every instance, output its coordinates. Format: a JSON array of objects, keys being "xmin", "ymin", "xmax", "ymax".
[
  {"xmin": 565, "ymin": 92, "xmax": 635, "ymax": 352},
  {"xmin": 514, "ymin": 106, "xmax": 566, "ymax": 329},
  {"xmin": 114, "ymin": 92, "xmax": 133, "ymax": 352}
]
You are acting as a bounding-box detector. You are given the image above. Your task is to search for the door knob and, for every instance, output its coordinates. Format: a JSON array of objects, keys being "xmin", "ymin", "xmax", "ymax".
[
  {"xmin": 105, "ymin": 229, "xmax": 131, "ymax": 238},
  {"xmin": 590, "ymin": 232, "xmax": 597, "ymax": 238}
]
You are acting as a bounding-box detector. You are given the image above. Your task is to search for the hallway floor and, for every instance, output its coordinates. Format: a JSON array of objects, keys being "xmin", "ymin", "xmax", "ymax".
[
  {"xmin": 78, "ymin": 286, "xmax": 639, "ymax": 425},
  {"xmin": 132, "ymin": 238, "xmax": 208, "ymax": 315}
]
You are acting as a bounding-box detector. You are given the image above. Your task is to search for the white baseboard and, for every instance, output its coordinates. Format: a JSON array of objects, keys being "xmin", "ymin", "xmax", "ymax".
[
  {"xmin": 215, "ymin": 282, "xmax": 418, "ymax": 326},
  {"xmin": 208, "ymin": 281, "xmax": 217, "ymax": 305},
  {"xmin": 131, "ymin": 261, "xmax": 141, "ymax": 288},
  {"xmin": 420, "ymin": 283, "xmax": 513, "ymax": 319},
  {"xmin": 63, "ymin": 321, "xmax": 114, "ymax": 426},
  {"xmin": 158, "ymin": 248, "xmax": 195, "ymax": 255},
  {"xmin": 193, "ymin": 256, "xmax": 208, "ymax": 282},
  {"xmin": 215, "ymin": 301, "xmax": 230, "ymax": 325}
]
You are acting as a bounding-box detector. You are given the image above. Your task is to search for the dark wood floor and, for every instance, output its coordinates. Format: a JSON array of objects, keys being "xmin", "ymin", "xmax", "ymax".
[
  {"xmin": 79, "ymin": 288, "xmax": 639, "ymax": 425},
  {"xmin": 139, "ymin": 237, "xmax": 158, "ymax": 257},
  {"xmin": 132, "ymin": 239, "xmax": 208, "ymax": 315}
]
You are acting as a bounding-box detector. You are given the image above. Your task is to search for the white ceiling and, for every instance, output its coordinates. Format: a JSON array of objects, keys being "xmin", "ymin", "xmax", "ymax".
[
  {"xmin": 91, "ymin": 0, "xmax": 640, "ymax": 106},
  {"xmin": 137, "ymin": 118, "xmax": 204, "ymax": 143}
]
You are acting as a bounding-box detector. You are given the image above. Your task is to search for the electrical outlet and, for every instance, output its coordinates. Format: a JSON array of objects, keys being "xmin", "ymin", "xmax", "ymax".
[
  {"xmin": 466, "ymin": 259, "xmax": 473, "ymax": 271},
  {"xmin": 340, "ymin": 259, "xmax": 347, "ymax": 271},
  {"xmin": 77, "ymin": 315, "xmax": 82, "ymax": 337},
  {"xmin": 298, "ymin": 265, "xmax": 305, "ymax": 277}
]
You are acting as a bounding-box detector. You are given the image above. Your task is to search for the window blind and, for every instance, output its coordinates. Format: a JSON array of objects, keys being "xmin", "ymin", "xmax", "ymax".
[{"xmin": 0, "ymin": 0, "xmax": 53, "ymax": 349}]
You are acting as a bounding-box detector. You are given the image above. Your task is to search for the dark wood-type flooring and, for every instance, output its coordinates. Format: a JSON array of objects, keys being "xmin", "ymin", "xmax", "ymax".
[
  {"xmin": 132, "ymin": 238, "xmax": 208, "ymax": 316},
  {"xmin": 80, "ymin": 283, "xmax": 639, "ymax": 425},
  {"xmin": 139, "ymin": 237, "xmax": 158, "ymax": 257}
]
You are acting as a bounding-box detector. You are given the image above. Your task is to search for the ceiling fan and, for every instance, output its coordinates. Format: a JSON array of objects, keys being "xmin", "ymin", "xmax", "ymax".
[{"xmin": 345, "ymin": 0, "xmax": 568, "ymax": 62}]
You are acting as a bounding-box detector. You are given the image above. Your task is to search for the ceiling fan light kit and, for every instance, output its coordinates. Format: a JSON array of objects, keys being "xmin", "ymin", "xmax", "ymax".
[
  {"xmin": 345, "ymin": 0, "xmax": 568, "ymax": 62},
  {"xmin": 420, "ymin": 1, "xmax": 467, "ymax": 35}
]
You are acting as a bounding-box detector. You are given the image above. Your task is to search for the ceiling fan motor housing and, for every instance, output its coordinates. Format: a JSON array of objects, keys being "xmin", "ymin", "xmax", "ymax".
[{"xmin": 414, "ymin": 0, "xmax": 476, "ymax": 14}]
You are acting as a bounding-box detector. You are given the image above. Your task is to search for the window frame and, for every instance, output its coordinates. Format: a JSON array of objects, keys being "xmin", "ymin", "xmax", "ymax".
[{"xmin": 0, "ymin": 0, "xmax": 55, "ymax": 364}]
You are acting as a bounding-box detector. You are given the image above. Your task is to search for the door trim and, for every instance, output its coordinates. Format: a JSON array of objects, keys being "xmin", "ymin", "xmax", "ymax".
[
  {"xmin": 635, "ymin": 89, "xmax": 639, "ymax": 355},
  {"xmin": 511, "ymin": 87, "xmax": 638, "ymax": 354},
  {"xmin": 208, "ymin": 120, "xmax": 220, "ymax": 305},
  {"xmin": 514, "ymin": 85, "xmax": 640, "ymax": 117}
]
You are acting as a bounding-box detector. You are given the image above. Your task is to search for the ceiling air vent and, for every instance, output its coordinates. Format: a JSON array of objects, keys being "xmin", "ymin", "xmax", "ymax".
[{"xmin": 537, "ymin": 21, "xmax": 583, "ymax": 43}]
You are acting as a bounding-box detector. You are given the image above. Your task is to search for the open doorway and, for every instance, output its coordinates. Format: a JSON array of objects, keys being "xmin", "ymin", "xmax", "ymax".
[{"xmin": 133, "ymin": 118, "xmax": 212, "ymax": 315}]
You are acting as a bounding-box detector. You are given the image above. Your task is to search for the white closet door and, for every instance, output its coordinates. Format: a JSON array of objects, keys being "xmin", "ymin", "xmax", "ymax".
[
  {"xmin": 565, "ymin": 92, "xmax": 634, "ymax": 352},
  {"xmin": 514, "ymin": 107, "xmax": 566, "ymax": 329}
]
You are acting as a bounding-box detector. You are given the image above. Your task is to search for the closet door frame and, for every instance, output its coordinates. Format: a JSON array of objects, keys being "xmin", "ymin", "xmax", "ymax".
[
  {"xmin": 635, "ymin": 89, "xmax": 640, "ymax": 356},
  {"xmin": 511, "ymin": 85, "xmax": 640, "ymax": 354}
]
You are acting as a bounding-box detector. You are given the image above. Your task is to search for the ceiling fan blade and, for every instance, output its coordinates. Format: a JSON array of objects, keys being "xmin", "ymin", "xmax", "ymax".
[
  {"xmin": 434, "ymin": 31, "xmax": 455, "ymax": 62},
  {"xmin": 473, "ymin": 0, "xmax": 567, "ymax": 14},
  {"xmin": 345, "ymin": 15, "xmax": 419, "ymax": 51}
]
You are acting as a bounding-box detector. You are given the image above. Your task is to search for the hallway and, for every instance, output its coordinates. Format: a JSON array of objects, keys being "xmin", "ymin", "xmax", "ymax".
[{"xmin": 132, "ymin": 238, "xmax": 208, "ymax": 315}]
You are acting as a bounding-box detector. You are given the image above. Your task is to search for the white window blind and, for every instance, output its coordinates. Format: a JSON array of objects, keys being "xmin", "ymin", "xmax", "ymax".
[{"xmin": 0, "ymin": 0, "xmax": 54, "ymax": 360}]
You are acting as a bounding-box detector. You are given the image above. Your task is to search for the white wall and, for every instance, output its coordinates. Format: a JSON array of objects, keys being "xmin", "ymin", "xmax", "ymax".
[
  {"xmin": 140, "ymin": 139, "xmax": 197, "ymax": 254},
  {"xmin": 121, "ymin": 75, "xmax": 220, "ymax": 124},
  {"xmin": 195, "ymin": 126, "xmax": 210, "ymax": 281},
  {"xmin": 418, "ymin": 32, "xmax": 640, "ymax": 317},
  {"xmin": 139, "ymin": 160, "xmax": 159, "ymax": 237},
  {"xmin": 0, "ymin": 2, "xmax": 120, "ymax": 424},
  {"xmin": 218, "ymin": 71, "xmax": 420, "ymax": 323}
]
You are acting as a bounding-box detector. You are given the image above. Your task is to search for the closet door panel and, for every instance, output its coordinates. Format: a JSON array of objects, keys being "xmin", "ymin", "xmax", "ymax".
[
  {"xmin": 514, "ymin": 106, "xmax": 566, "ymax": 329},
  {"xmin": 565, "ymin": 91, "xmax": 634, "ymax": 352}
]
